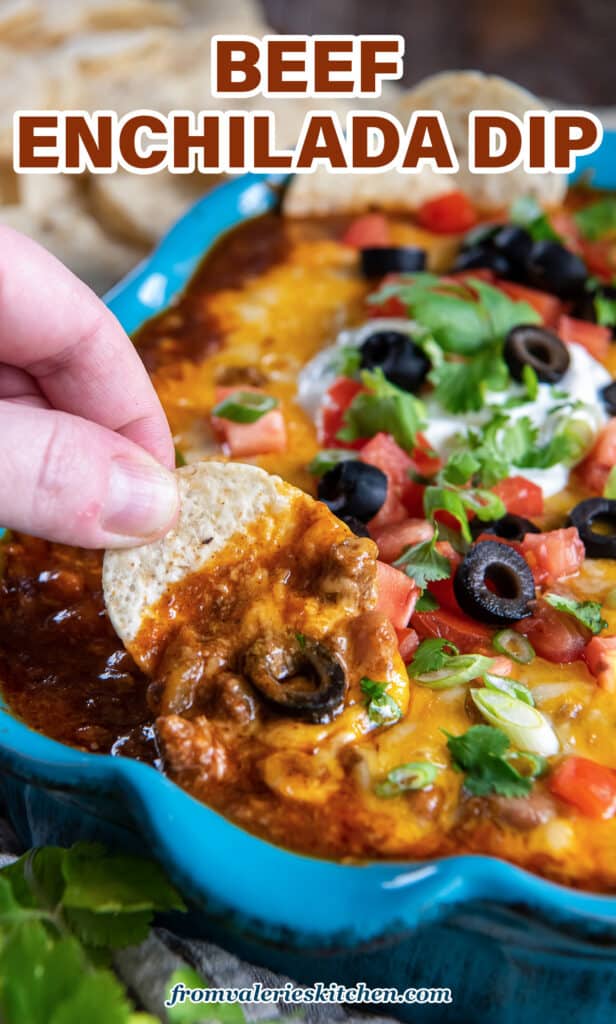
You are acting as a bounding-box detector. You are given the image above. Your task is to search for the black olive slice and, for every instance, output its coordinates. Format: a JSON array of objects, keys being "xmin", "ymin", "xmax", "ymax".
[
  {"xmin": 243, "ymin": 636, "xmax": 346, "ymax": 723},
  {"xmin": 360, "ymin": 246, "xmax": 426, "ymax": 278},
  {"xmin": 569, "ymin": 498, "xmax": 616, "ymax": 558},
  {"xmin": 454, "ymin": 540, "xmax": 536, "ymax": 624},
  {"xmin": 600, "ymin": 381, "xmax": 616, "ymax": 417},
  {"xmin": 492, "ymin": 225, "xmax": 533, "ymax": 273},
  {"xmin": 359, "ymin": 329, "xmax": 430, "ymax": 392},
  {"xmin": 339, "ymin": 514, "xmax": 371, "ymax": 537},
  {"xmin": 318, "ymin": 461, "xmax": 387, "ymax": 523},
  {"xmin": 504, "ymin": 324, "xmax": 570, "ymax": 384},
  {"xmin": 526, "ymin": 240, "xmax": 588, "ymax": 299},
  {"xmin": 452, "ymin": 244, "xmax": 512, "ymax": 277},
  {"xmin": 471, "ymin": 513, "xmax": 540, "ymax": 543}
]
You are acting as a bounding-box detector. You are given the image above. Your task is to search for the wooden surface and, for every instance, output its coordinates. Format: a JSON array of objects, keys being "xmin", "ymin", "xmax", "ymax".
[{"xmin": 262, "ymin": 0, "xmax": 615, "ymax": 105}]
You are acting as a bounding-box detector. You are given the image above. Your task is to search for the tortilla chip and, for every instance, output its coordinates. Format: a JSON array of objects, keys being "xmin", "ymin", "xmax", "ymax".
[
  {"xmin": 0, "ymin": 200, "xmax": 143, "ymax": 294},
  {"xmin": 283, "ymin": 70, "xmax": 567, "ymax": 217},
  {"xmin": 88, "ymin": 168, "xmax": 220, "ymax": 247},
  {"xmin": 102, "ymin": 461, "xmax": 298, "ymax": 669}
]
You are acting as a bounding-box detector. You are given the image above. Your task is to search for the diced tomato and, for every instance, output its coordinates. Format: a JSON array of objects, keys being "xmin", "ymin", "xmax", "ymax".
[
  {"xmin": 342, "ymin": 213, "xmax": 389, "ymax": 249},
  {"xmin": 372, "ymin": 518, "xmax": 433, "ymax": 564},
  {"xmin": 520, "ymin": 527, "xmax": 585, "ymax": 586},
  {"xmin": 401, "ymin": 479, "xmax": 426, "ymax": 518},
  {"xmin": 448, "ymin": 268, "xmax": 496, "ymax": 285},
  {"xmin": 549, "ymin": 756, "xmax": 616, "ymax": 818},
  {"xmin": 426, "ymin": 541, "xmax": 462, "ymax": 612},
  {"xmin": 212, "ymin": 387, "xmax": 286, "ymax": 457},
  {"xmin": 514, "ymin": 599, "xmax": 588, "ymax": 663},
  {"xmin": 376, "ymin": 560, "xmax": 419, "ymax": 629},
  {"xmin": 411, "ymin": 607, "xmax": 494, "ymax": 655},
  {"xmin": 579, "ymin": 239, "xmax": 616, "ymax": 281},
  {"xmin": 492, "ymin": 476, "xmax": 544, "ymax": 517},
  {"xmin": 396, "ymin": 626, "xmax": 420, "ymax": 664},
  {"xmin": 577, "ymin": 418, "xmax": 616, "ymax": 494},
  {"xmin": 549, "ymin": 212, "xmax": 582, "ymax": 251},
  {"xmin": 320, "ymin": 377, "xmax": 365, "ymax": 449},
  {"xmin": 411, "ymin": 432, "xmax": 443, "ymax": 476},
  {"xmin": 416, "ymin": 191, "xmax": 478, "ymax": 235},
  {"xmin": 495, "ymin": 280, "xmax": 564, "ymax": 327},
  {"xmin": 366, "ymin": 294, "xmax": 407, "ymax": 319},
  {"xmin": 473, "ymin": 532, "xmax": 524, "ymax": 555},
  {"xmin": 361, "ymin": 433, "xmax": 414, "ymax": 530},
  {"xmin": 557, "ymin": 314, "xmax": 611, "ymax": 361},
  {"xmin": 583, "ymin": 635, "xmax": 616, "ymax": 692}
]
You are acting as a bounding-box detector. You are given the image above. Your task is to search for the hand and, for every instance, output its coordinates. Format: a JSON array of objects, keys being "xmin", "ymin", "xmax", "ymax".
[{"xmin": 0, "ymin": 226, "xmax": 179, "ymax": 548}]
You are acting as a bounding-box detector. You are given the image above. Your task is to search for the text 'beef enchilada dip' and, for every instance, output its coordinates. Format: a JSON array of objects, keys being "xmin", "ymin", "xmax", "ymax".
[{"xmin": 2, "ymin": 72, "xmax": 616, "ymax": 890}]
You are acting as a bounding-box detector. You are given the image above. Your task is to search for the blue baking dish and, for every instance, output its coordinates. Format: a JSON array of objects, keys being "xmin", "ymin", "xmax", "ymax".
[{"xmin": 1, "ymin": 136, "xmax": 616, "ymax": 1023}]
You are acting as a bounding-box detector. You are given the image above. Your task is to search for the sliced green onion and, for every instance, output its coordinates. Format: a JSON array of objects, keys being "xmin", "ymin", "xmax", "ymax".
[
  {"xmin": 493, "ymin": 629, "xmax": 535, "ymax": 665},
  {"xmin": 375, "ymin": 761, "xmax": 439, "ymax": 798},
  {"xmin": 307, "ymin": 449, "xmax": 357, "ymax": 477},
  {"xmin": 212, "ymin": 390, "xmax": 278, "ymax": 423},
  {"xmin": 483, "ymin": 673, "xmax": 535, "ymax": 707},
  {"xmin": 504, "ymin": 750, "xmax": 548, "ymax": 779},
  {"xmin": 470, "ymin": 688, "xmax": 559, "ymax": 756},
  {"xmin": 414, "ymin": 654, "xmax": 495, "ymax": 690}
]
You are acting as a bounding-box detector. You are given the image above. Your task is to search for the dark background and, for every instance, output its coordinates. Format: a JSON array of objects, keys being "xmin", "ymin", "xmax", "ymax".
[{"xmin": 262, "ymin": 0, "xmax": 615, "ymax": 105}]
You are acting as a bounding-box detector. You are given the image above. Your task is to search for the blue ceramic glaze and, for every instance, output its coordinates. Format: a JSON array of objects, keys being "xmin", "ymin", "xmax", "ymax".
[{"xmin": 1, "ymin": 145, "xmax": 616, "ymax": 1023}]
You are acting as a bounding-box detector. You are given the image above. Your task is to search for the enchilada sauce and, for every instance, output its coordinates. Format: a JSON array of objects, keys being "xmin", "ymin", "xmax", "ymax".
[{"xmin": 2, "ymin": 198, "xmax": 616, "ymax": 890}]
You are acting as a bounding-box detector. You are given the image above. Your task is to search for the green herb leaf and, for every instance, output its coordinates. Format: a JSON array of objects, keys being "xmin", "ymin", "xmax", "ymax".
[
  {"xmin": 439, "ymin": 451, "xmax": 481, "ymax": 486},
  {"xmin": 605, "ymin": 465, "xmax": 616, "ymax": 499},
  {"xmin": 522, "ymin": 364, "xmax": 539, "ymax": 400},
  {"xmin": 415, "ymin": 591, "xmax": 439, "ymax": 612},
  {"xmin": 429, "ymin": 346, "xmax": 509, "ymax": 413},
  {"xmin": 330, "ymin": 345, "xmax": 361, "ymax": 378},
  {"xmin": 409, "ymin": 638, "xmax": 459, "ymax": 675},
  {"xmin": 368, "ymin": 273, "xmax": 539, "ymax": 356},
  {"xmin": 575, "ymin": 197, "xmax": 616, "ymax": 241},
  {"xmin": 360, "ymin": 677, "xmax": 402, "ymax": 725},
  {"xmin": 212, "ymin": 390, "xmax": 278, "ymax": 423},
  {"xmin": 595, "ymin": 293, "xmax": 616, "ymax": 327},
  {"xmin": 445, "ymin": 724, "xmax": 534, "ymax": 797},
  {"xmin": 307, "ymin": 449, "xmax": 357, "ymax": 476},
  {"xmin": 424, "ymin": 485, "xmax": 472, "ymax": 541},
  {"xmin": 544, "ymin": 593, "xmax": 607, "ymax": 635},
  {"xmin": 61, "ymin": 843, "xmax": 185, "ymax": 914},
  {"xmin": 393, "ymin": 535, "xmax": 451, "ymax": 589},
  {"xmin": 337, "ymin": 369, "xmax": 425, "ymax": 452},
  {"xmin": 510, "ymin": 195, "xmax": 560, "ymax": 242}
]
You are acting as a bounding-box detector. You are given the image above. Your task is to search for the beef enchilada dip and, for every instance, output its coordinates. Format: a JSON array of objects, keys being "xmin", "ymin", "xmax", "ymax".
[{"xmin": 3, "ymin": 87, "xmax": 616, "ymax": 893}]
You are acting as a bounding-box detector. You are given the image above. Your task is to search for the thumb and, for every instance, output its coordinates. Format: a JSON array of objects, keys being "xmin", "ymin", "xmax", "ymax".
[{"xmin": 0, "ymin": 402, "xmax": 179, "ymax": 548}]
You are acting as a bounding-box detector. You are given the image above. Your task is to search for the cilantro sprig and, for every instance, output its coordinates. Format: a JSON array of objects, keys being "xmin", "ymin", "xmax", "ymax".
[
  {"xmin": 360, "ymin": 677, "xmax": 402, "ymax": 726},
  {"xmin": 574, "ymin": 197, "xmax": 616, "ymax": 241},
  {"xmin": 337, "ymin": 369, "xmax": 425, "ymax": 452},
  {"xmin": 0, "ymin": 843, "xmax": 185, "ymax": 1024},
  {"xmin": 445, "ymin": 724, "xmax": 543, "ymax": 798},
  {"xmin": 368, "ymin": 273, "xmax": 540, "ymax": 356},
  {"xmin": 544, "ymin": 593, "xmax": 608, "ymax": 635},
  {"xmin": 393, "ymin": 534, "xmax": 451, "ymax": 589}
]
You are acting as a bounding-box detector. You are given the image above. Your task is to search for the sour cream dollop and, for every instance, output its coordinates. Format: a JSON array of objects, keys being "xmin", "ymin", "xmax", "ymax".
[{"xmin": 297, "ymin": 320, "xmax": 611, "ymax": 498}]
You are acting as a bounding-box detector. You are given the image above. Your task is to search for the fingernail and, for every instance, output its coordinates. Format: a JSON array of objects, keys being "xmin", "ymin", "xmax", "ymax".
[{"xmin": 103, "ymin": 457, "xmax": 179, "ymax": 540}]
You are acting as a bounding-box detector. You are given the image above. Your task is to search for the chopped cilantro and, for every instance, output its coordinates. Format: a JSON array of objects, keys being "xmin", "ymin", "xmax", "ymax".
[
  {"xmin": 409, "ymin": 638, "xmax": 459, "ymax": 676},
  {"xmin": 510, "ymin": 195, "xmax": 560, "ymax": 242},
  {"xmin": 544, "ymin": 594, "xmax": 607, "ymax": 635},
  {"xmin": 393, "ymin": 534, "xmax": 451, "ymax": 589},
  {"xmin": 423, "ymin": 482, "xmax": 505, "ymax": 542},
  {"xmin": 368, "ymin": 273, "xmax": 540, "ymax": 356},
  {"xmin": 574, "ymin": 197, "xmax": 616, "ymax": 241},
  {"xmin": 330, "ymin": 344, "xmax": 361, "ymax": 377},
  {"xmin": 439, "ymin": 451, "xmax": 481, "ymax": 486},
  {"xmin": 308, "ymin": 449, "xmax": 357, "ymax": 476},
  {"xmin": 429, "ymin": 345, "xmax": 509, "ymax": 413},
  {"xmin": 445, "ymin": 724, "xmax": 535, "ymax": 797},
  {"xmin": 522, "ymin": 364, "xmax": 539, "ymax": 400},
  {"xmin": 337, "ymin": 368, "xmax": 425, "ymax": 452},
  {"xmin": 595, "ymin": 293, "xmax": 616, "ymax": 327},
  {"xmin": 360, "ymin": 677, "xmax": 402, "ymax": 726},
  {"xmin": 605, "ymin": 465, "xmax": 616, "ymax": 499},
  {"xmin": 295, "ymin": 632, "xmax": 307, "ymax": 650},
  {"xmin": 415, "ymin": 591, "xmax": 439, "ymax": 612}
]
